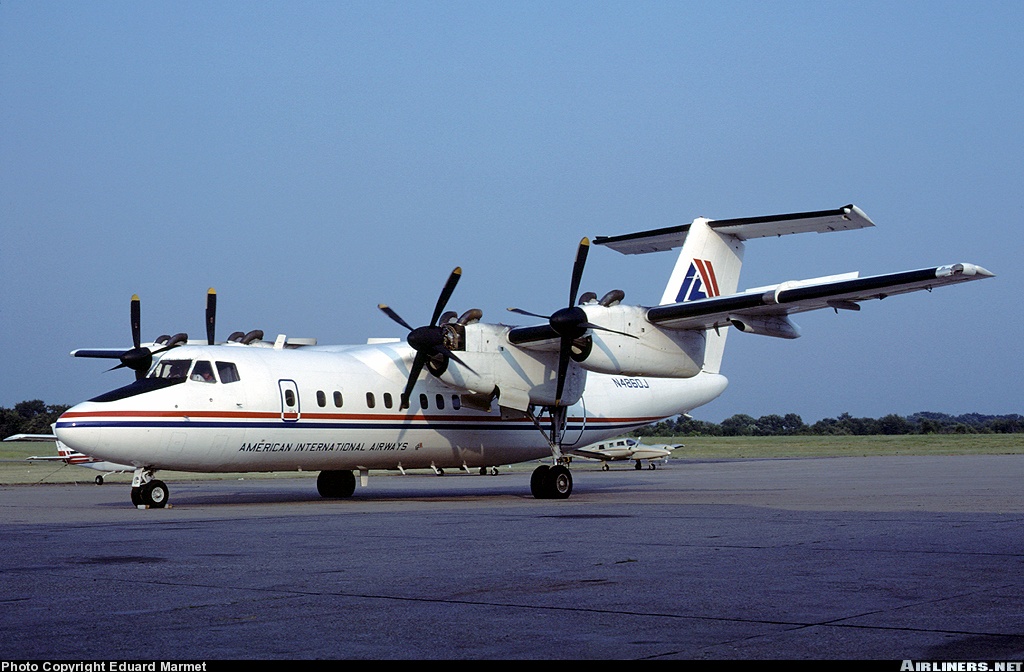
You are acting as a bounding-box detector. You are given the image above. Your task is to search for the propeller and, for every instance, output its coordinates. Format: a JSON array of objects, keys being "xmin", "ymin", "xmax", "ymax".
[
  {"xmin": 508, "ymin": 238, "xmax": 636, "ymax": 406},
  {"xmin": 378, "ymin": 267, "xmax": 473, "ymax": 409},
  {"xmin": 107, "ymin": 295, "xmax": 187, "ymax": 380},
  {"xmin": 78, "ymin": 290, "xmax": 218, "ymax": 380}
]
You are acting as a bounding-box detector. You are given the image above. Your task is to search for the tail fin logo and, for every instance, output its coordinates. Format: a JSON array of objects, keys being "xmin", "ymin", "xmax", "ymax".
[{"xmin": 675, "ymin": 259, "xmax": 720, "ymax": 302}]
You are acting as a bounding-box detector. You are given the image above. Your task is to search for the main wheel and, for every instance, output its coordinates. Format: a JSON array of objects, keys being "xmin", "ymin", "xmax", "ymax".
[
  {"xmin": 140, "ymin": 480, "xmax": 169, "ymax": 508},
  {"xmin": 544, "ymin": 465, "xmax": 573, "ymax": 499},
  {"xmin": 317, "ymin": 470, "xmax": 356, "ymax": 498},
  {"xmin": 530, "ymin": 465, "xmax": 550, "ymax": 498}
]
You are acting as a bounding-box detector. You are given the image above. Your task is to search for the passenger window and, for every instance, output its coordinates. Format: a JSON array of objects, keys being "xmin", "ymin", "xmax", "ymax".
[
  {"xmin": 383, "ymin": 392, "xmax": 393, "ymax": 409},
  {"xmin": 366, "ymin": 392, "xmax": 375, "ymax": 409},
  {"xmin": 334, "ymin": 391, "xmax": 343, "ymax": 407},
  {"xmin": 191, "ymin": 360, "xmax": 216, "ymax": 383},
  {"xmin": 151, "ymin": 359, "xmax": 192, "ymax": 379},
  {"xmin": 435, "ymin": 394, "xmax": 445, "ymax": 410},
  {"xmin": 419, "ymin": 393, "xmax": 428, "ymax": 410},
  {"xmin": 285, "ymin": 389, "xmax": 296, "ymax": 407},
  {"xmin": 216, "ymin": 361, "xmax": 240, "ymax": 383},
  {"xmin": 451, "ymin": 395, "xmax": 461, "ymax": 410},
  {"xmin": 317, "ymin": 391, "xmax": 326, "ymax": 407}
]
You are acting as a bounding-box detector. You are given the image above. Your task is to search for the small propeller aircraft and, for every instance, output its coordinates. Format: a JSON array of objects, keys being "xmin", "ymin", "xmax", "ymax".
[
  {"xmin": 4, "ymin": 433, "xmax": 132, "ymax": 485},
  {"xmin": 570, "ymin": 436, "xmax": 681, "ymax": 470},
  {"xmin": 54, "ymin": 205, "xmax": 993, "ymax": 507}
]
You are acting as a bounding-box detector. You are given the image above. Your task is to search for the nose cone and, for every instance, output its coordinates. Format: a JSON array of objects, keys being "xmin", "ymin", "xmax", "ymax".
[{"xmin": 54, "ymin": 402, "xmax": 104, "ymax": 458}]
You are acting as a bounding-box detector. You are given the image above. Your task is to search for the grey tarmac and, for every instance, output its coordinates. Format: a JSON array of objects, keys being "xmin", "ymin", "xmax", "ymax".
[{"xmin": 1, "ymin": 455, "xmax": 1023, "ymax": 660}]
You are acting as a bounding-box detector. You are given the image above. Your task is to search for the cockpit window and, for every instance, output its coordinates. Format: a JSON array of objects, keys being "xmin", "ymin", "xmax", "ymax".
[
  {"xmin": 216, "ymin": 361, "xmax": 240, "ymax": 384},
  {"xmin": 150, "ymin": 359, "xmax": 192, "ymax": 380},
  {"xmin": 191, "ymin": 360, "xmax": 217, "ymax": 383}
]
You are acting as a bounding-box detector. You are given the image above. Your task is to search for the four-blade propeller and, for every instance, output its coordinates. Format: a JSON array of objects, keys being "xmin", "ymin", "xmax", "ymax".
[
  {"xmin": 378, "ymin": 267, "xmax": 473, "ymax": 410},
  {"xmin": 508, "ymin": 237, "xmax": 636, "ymax": 406}
]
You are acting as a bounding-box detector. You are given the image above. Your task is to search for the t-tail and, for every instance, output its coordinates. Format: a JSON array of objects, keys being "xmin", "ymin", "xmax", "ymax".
[{"xmin": 593, "ymin": 204, "xmax": 876, "ymax": 374}]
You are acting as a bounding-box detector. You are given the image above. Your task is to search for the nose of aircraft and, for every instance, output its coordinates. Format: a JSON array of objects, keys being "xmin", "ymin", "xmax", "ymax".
[{"xmin": 54, "ymin": 402, "xmax": 105, "ymax": 459}]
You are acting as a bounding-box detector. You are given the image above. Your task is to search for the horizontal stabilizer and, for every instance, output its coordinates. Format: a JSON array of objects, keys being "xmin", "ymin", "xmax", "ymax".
[{"xmin": 594, "ymin": 204, "xmax": 874, "ymax": 255}]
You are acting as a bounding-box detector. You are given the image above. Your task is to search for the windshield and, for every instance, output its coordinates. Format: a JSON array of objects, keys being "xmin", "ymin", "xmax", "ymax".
[{"xmin": 149, "ymin": 359, "xmax": 192, "ymax": 380}]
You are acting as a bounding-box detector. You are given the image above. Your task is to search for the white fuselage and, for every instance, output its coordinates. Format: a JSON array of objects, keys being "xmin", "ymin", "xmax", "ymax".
[{"xmin": 55, "ymin": 341, "xmax": 727, "ymax": 474}]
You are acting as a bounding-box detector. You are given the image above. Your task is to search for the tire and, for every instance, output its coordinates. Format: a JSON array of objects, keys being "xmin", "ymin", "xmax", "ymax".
[
  {"xmin": 544, "ymin": 465, "xmax": 573, "ymax": 500},
  {"xmin": 141, "ymin": 480, "xmax": 168, "ymax": 508},
  {"xmin": 317, "ymin": 470, "xmax": 356, "ymax": 498},
  {"xmin": 530, "ymin": 465, "xmax": 550, "ymax": 499}
]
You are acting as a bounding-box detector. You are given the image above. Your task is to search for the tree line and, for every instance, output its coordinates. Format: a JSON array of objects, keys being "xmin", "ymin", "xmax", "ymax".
[
  {"xmin": 635, "ymin": 411, "xmax": 1024, "ymax": 437},
  {"xmin": 1, "ymin": 400, "xmax": 71, "ymax": 439},
  {"xmin": 2, "ymin": 399, "xmax": 1021, "ymax": 440}
]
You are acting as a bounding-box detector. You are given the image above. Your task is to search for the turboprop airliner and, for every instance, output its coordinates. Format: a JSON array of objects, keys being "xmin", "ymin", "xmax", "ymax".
[{"xmin": 54, "ymin": 205, "xmax": 993, "ymax": 507}]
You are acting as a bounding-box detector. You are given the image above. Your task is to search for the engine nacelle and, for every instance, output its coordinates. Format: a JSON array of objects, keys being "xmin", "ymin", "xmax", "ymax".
[
  {"xmin": 436, "ymin": 323, "xmax": 585, "ymax": 412},
  {"xmin": 577, "ymin": 304, "xmax": 705, "ymax": 378},
  {"xmin": 727, "ymin": 314, "xmax": 801, "ymax": 339}
]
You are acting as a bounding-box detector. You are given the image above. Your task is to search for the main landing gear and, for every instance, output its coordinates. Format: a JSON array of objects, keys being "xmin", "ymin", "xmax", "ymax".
[
  {"xmin": 130, "ymin": 467, "xmax": 168, "ymax": 508},
  {"xmin": 530, "ymin": 464, "xmax": 573, "ymax": 499},
  {"xmin": 317, "ymin": 470, "xmax": 356, "ymax": 498}
]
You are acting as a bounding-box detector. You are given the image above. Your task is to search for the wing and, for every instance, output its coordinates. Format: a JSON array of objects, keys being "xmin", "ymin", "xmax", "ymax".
[
  {"xmin": 646, "ymin": 262, "xmax": 994, "ymax": 332},
  {"xmin": 568, "ymin": 447, "xmax": 615, "ymax": 461}
]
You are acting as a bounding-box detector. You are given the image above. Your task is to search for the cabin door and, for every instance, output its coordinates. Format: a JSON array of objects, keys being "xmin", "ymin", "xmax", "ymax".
[{"xmin": 279, "ymin": 380, "xmax": 300, "ymax": 422}]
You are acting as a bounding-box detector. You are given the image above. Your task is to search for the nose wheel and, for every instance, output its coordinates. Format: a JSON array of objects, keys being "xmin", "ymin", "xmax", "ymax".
[{"xmin": 130, "ymin": 468, "xmax": 169, "ymax": 508}]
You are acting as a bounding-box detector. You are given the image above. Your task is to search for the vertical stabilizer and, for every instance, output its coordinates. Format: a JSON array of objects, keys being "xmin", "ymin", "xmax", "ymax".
[
  {"xmin": 658, "ymin": 219, "xmax": 744, "ymax": 373},
  {"xmin": 593, "ymin": 204, "xmax": 875, "ymax": 376}
]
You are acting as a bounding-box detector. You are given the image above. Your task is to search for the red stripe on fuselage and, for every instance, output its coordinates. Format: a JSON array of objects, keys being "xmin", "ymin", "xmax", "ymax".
[{"xmin": 60, "ymin": 409, "xmax": 662, "ymax": 425}]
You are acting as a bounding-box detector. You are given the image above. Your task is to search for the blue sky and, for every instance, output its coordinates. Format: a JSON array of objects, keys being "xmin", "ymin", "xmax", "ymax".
[{"xmin": 2, "ymin": 1, "xmax": 1020, "ymax": 422}]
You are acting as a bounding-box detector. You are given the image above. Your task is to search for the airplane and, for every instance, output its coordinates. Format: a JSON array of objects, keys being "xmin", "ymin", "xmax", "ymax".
[
  {"xmin": 4, "ymin": 432, "xmax": 133, "ymax": 485},
  {"xmin": 570, "ymin": 436, "xmax": 682, "ymax": 470},
  {"xmin": 52, "ymin": 204, "xmax": 993, "ymax": 508}
]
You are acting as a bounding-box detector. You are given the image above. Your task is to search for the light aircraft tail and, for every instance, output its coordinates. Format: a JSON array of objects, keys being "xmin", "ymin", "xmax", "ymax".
[{"xmin": 594, "ymin": 205, "xmax": 875, "ymax": 374}]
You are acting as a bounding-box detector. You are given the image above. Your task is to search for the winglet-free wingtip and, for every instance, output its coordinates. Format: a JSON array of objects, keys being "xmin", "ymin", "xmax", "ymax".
[
  {"xmin": 844, "ymin": 204, "xmax": 876, "ymax": 228},
  {"xmin": 939, "ymin": 263, "xmax": 996, "ymax": 279}
]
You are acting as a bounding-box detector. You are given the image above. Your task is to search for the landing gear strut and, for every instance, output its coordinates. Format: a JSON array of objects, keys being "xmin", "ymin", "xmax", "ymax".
[{"xmin": 526, "ymin": 404, "xmax": 576, "ymax": 500}]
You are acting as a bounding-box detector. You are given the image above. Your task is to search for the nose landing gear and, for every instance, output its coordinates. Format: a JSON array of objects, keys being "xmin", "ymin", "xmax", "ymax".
[{"xmin": 130, "ymin": 468, "xmax": 168, "ymax": 508}]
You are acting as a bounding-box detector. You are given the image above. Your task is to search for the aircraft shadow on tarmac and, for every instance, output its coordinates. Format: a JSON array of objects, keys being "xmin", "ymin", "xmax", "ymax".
[{"xmin": 92, "ymin": 470, "xmax": 652, "ymax": 507}]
